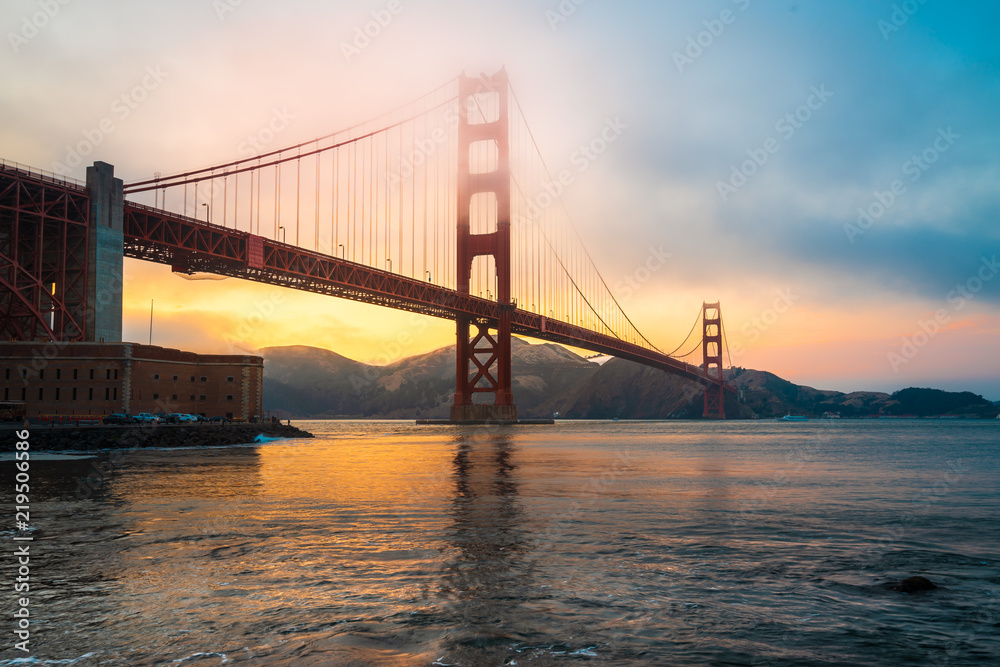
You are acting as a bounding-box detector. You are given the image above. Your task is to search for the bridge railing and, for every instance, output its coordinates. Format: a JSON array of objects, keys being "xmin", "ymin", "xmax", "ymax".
[{"xmin": 0, "ymin": 158, "xmax": 87, "ymax": 192}]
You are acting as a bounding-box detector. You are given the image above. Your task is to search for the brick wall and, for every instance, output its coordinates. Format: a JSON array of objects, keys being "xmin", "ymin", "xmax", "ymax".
[{"xmin": 0, "ymin": 342, "xmax": 263, "ymax": 420}]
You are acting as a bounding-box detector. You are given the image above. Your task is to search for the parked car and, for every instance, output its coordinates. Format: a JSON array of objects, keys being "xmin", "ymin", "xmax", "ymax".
[
  {"xmin": 208, "ymin": 416, "xmax": 230, "ymax": 424},
  {"xmin": 191, "ymin": 414, "xmax": 208, "ymax": 423},
  {"xmin": 103, "ymin": 413, "xmax": 134, "ymax": 425},
  {"xmin": 132, "ymin": 413, "xmax": 159, "ymax": 424},
  {"xmin": 165, "ymin": 413, "xmax": 195, "ymax": 423}
]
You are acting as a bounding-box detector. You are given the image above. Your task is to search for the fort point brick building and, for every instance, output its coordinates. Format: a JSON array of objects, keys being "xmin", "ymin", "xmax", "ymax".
[{"xmin": 1, "ymin": 342, "xmax": 263, "ymax": 420}]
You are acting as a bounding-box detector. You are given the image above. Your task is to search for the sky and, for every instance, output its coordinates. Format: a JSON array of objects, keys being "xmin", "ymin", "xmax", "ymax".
[{"xmin": 2, "ymin": 0, "xmax": 998, "ymax": 399}]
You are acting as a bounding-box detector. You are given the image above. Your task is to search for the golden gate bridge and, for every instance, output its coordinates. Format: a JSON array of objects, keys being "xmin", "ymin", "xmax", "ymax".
[{"xmin": 0, "ymin": 69, "xmax": 733, "ymax": 420}]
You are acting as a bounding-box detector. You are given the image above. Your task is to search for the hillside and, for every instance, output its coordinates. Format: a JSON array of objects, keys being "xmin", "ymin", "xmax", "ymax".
[
  {"xmin": 726, "ymin": 368, "xmax": 998, "ymax": 419},
  {"xmin": 261, "ymin": 338, "xmax": 597, "ymax": 419},
  {"xmin": 260, "ymin": 342, "xmax": 999, "ymax": 420}
]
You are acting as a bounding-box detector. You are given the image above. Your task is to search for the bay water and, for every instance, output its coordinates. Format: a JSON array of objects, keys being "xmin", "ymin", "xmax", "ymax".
[{"xmin": 1, "ymin": 419, "xmax": 998, "ymax": 665}]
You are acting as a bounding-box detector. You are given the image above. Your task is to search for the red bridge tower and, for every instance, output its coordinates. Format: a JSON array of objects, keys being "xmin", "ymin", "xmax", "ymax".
[
  {"xmin": 451, "ymin": 69, "xmax": 517, "ymax": 422},
  {"xmin": 702, "ymin": 301, "xmax": 726, "ymax": 419}
]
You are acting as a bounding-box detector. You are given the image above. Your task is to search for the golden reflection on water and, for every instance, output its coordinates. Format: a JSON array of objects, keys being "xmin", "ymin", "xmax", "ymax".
[
  {"xmin": 102, "ymin": 424, "xmax": 803, "ymax": 618},
  {"xmin": 255, "ymin": 429, "xmax": 454, "ymax": 506},
  {"xmin": 439, "ymin": 434, "xmax": 532, "ymax": 653}
]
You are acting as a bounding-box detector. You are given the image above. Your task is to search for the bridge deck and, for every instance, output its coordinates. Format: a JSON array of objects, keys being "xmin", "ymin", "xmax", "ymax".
[{"xmin": 124, "ymin": 202, "xmax": 727, "ymax": 389}]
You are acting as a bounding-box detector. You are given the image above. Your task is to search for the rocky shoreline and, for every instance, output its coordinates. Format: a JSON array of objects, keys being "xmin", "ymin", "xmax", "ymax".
[{"xmin": 0, "ymin": 423, "xmax": 314, "ymax": 452}]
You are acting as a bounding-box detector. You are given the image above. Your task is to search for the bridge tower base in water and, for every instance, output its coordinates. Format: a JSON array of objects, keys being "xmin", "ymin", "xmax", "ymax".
[
  {"xmin": 451, "ymin": 68, "xmax": 518, "ymax": 423},
  {"xmin": 702, "ymin": 302, "xmax": 726, "ymax": 419}
]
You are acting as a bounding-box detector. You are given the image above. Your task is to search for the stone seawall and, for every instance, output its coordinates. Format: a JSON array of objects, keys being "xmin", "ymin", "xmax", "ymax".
[{"xmin": 0, "ymin": 423, "xmax": 313, "ymax": 451}]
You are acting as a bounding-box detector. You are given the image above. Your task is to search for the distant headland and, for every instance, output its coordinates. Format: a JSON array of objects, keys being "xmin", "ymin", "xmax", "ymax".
[{"xmin": 258, "ymin": 341, "xmax": 1000, "ymax": 420}]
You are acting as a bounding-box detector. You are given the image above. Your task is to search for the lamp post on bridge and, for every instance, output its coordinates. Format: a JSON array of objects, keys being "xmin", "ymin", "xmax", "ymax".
[
  {"xmin": 338, "ymin": 244, "xmax": 344, "ymax": 259},
  {"xmin": 202, "ymin": 203, "xmax": 209, "ymax": 223},
  {"xmin": 278, "ymin": 225, "xmax": 285, "ymax": 244}
]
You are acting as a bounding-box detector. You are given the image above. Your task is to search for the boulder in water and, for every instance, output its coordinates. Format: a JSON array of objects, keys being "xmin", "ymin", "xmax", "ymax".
[{"xmin": 892, "ymin": 575, "xmax": 937, "ymax": 593}]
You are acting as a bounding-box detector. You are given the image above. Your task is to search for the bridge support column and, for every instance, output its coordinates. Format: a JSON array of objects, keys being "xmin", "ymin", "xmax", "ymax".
[
  {"xmin": 451, "ymin": 68, "xmax": 518, "ymax": 423},
  {"xmin": 702, "ymin": 301, "xmax": 726, "ymax": 419},
  {"xmin": 453, "ymin": 315, "xmax": 472, "ymax": 410},
  {"xmin": 85, "ymin": 161, "xmax": 124, "ymax": 343}
]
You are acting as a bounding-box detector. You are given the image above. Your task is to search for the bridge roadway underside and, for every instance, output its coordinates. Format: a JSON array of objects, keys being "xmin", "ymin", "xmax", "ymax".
[{"xmin": 123, "ymin": 202, "xmax": 726, "ymax": 390}]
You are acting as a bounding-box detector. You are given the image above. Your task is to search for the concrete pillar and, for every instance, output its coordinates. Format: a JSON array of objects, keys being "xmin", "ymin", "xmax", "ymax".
[
  {"xmin": 122, "ymin": 344, "xmax": 132, "ymax": 413},
  {"xmin": 86, "ymin": 161, "xmax": 124, "ymax": 342}
]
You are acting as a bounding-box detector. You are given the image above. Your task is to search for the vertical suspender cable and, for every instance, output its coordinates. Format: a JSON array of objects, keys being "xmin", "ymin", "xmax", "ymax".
[
  {"xmin": 315, "ymin": 142, "xmax": 320, "ymax": 251},
  {"xmin": 367, "ymin": 134, "xmax": 371, "ymax": 264},
  {"xmin": 434, "ymin": 107, "xmax": 439, "ymax": 284},
  {"xmin": 397, "ymin": 125, "xmax": 402, "ymax": 277},
  {"xmin": 330, "ymin": 148, "xmax": 340, "ymax": 255},
  {"xmin": 354, "ymin": 142, "xmax": 359, "ymax": 263},
  {"xmin": 384, "ymin": 131, "xmax": 389, "ymax": 271},
  {"xmin": 422, "ymin": 112, "xmax": 428, "ymax": 282},
  {"xmin": 410, "ymin": 120, "xmax": 415, "ymax": 279},
  {"xmin": 296, "ymin": 154, "xmax": 301, "ymax": 246}
]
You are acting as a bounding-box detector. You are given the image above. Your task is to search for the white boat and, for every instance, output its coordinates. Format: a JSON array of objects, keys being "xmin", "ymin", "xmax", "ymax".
[{"xmin": 778, "ymin": 414, "xmax": 809, "ymax": 421}]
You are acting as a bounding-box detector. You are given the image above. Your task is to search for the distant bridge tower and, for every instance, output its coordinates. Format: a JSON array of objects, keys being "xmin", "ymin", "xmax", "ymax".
[
  {"xmin": 452, "ymin": 68, "xmax": 517, "ymax": 422},
  {"xmin": 702, "ymin": 302, "xmax": 725, "ymax": 419}
]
